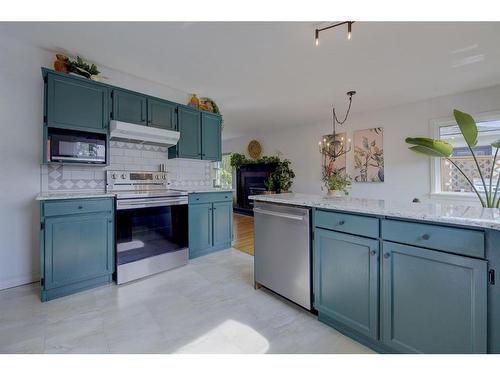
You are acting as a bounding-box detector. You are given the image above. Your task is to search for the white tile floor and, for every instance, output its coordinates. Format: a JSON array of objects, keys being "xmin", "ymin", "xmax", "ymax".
[{"xmin": 0, "ymin": 248, "xmax": 373, "ymax": 354}]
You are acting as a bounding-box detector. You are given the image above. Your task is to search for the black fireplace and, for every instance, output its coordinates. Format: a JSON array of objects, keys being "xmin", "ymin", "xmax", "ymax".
[{"xmin": 234, "ymin": 163, "xmax": 277, "ymax": 216}]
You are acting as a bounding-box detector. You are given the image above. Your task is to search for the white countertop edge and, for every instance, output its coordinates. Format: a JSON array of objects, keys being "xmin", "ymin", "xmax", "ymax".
[
  {"xmin": 36, "ymin": 192, "xmax": 116, "ymax": 201},
  {"xmin": 249, "ymin": 193, "xmax": 500, "ymax": 230}
]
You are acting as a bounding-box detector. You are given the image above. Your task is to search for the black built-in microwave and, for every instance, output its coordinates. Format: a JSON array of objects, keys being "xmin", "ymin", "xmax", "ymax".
[{"xmin": 47, "ymin": 128, "xmax": 107, "ymax": 164}]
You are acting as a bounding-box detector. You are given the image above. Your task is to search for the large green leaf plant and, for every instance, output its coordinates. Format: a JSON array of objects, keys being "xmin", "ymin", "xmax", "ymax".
[{"xmin": 406, "ymin": 109, "xmax": 500, "ymax": 208}]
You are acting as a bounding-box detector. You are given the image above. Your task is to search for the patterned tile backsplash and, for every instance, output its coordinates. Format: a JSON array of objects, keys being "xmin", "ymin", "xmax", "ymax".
[{"xmin": 41, "ymin": 140, "xmax": 216, "ymax": 192}]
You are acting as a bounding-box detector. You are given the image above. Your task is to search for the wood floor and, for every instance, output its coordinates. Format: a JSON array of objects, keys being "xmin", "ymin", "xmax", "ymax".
[{"xmin": 233, "ymin": 213, "xmax": 254, "ymax": 256}]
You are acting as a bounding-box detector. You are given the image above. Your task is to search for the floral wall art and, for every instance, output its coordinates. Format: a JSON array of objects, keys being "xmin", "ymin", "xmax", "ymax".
[{"xmin": 353, "ymin": 127, "xmax": 384, "ymax": 182}]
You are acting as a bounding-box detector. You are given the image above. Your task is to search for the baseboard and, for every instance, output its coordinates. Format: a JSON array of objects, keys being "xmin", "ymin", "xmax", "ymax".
[{"xmin": 0, "ymin": 273, "xmax": 39, "ymax": 291}]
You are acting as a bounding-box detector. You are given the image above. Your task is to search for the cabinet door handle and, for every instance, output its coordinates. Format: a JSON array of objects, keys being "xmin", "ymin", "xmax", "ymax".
[
  {"xmin": 421, "ymin": 234, "xmax": 430, "ymax": 240},
  {"xmin": 384, "ymin": 253, "xmax": 391, "ymax": 259},
  {"xmin": 108, "ymin": 220, "xmax": 112, "ymax": 223},
  {"xmin": 337, "ymin": 220, "xmax": 345, "ymax": 225},
  {"xmin": 78, "ymin": 205, "xmax": 83, "ymax": 209},
  {"xmin": 370, "ymin": 250, "xmax": 377, "ymax": 256}
]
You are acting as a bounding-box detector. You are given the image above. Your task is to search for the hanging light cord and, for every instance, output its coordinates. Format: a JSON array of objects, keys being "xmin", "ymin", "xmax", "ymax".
[{"xmin": 333, "ymin": 95, "xmax": 353, "ymax": 126}]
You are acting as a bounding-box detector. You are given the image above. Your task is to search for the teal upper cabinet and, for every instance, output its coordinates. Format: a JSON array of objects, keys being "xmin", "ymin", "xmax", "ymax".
[
  {"xmin": 201, "ymin": 112, "xmax": 222, "ymax": 161},
  {"xmin": 112, "ymin": 89, "xmax": 147, "ymax": 125},
  {"xmin": 169, "ymin": 108, "xmax": 222, "ymax": 161},
  {"xmin": 44, "ymin": 71, "xmax": 109, "ymax": 132},
  {"xmin": 148, "ymin": 98, "xmax": 177, "ymax": 130},
  {"xmin": 381, "ymin": 241, "xmax": 487, "ymax": 353},
  {"xmin": 314, "ymin": 228, "xmax": 379, "ymax": 340},
  {"xmin": 172, "ymin": 106, "xmax": 202, "ymax": 159}
]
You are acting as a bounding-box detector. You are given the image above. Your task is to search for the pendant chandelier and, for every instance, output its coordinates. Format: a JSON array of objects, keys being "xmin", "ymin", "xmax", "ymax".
[{"xmin": 318, "ymin": 91, "xmax": 356, "ymax": 161}]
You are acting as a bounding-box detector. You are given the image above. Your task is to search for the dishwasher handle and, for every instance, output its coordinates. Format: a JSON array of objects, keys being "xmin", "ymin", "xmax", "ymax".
[{"xmin": 253, "ymin": 207, "xmax": 305, "ymax": 221}]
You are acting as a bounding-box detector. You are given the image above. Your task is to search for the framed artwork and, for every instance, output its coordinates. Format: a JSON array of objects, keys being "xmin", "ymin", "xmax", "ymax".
[{"xmin": 353, "ymin": 127, "xmax": 384, "ymax": 182}]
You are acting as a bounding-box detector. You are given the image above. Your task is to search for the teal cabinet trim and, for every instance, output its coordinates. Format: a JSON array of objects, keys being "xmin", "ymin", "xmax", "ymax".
[
  {"xmin": 201, "ymin": 112, "xmax": 222, "ymax": 161},
  {"xmin": 40, "ymin": 197, "xmax": 115, "ymax": 301},
  {"xmin": 188, "ymin": 192, "xmax": 233, "ymax": 259},
  {"xmin": 315, "ymin": 209, "xmax": 379, "ymax": 238},
  {"xmin": 45, "ymin": 71, "xmax": 109, "ymax": 133},
  {"xmin": 147, "ymin": 98, "xmax": 177, "ymax": 130},
  {"xmin": 175, "ymin": 106, "xmax": 202, "ymax": 159},
  {"xmin": 381, "ymin": 241, "xmax": 487, "ymax": 353},
  {"xmin": 485, "ymin": 229, "xmax": 500, "ymax": 353},
  {"xmin": 382, "ymin": 219, "xmax": 485, "ymax": 258},
  {"xmin": 314, "ymin": 228, "xmax": 379, "ymax": 339},
  {"xmin": 112, "ymin": 89, "xmax": 147, "ymax": 125}
]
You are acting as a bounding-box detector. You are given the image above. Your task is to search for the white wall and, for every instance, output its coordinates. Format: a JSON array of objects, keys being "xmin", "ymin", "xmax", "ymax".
[
  {"xmin": 0, "ymin": 35, "xmax": 191, "ymax": 290},
  {"xmin": 224, "ymin": 84, "xmax": 500, "ymax": 204}
]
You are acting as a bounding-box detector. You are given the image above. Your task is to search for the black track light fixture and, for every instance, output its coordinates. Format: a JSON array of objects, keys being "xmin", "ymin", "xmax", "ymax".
[{"xmin": 314, "ymin": 21, "xmax": 355, "ymax": 46}]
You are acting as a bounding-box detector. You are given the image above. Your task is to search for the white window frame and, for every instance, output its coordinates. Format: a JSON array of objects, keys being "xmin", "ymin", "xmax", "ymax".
[{"xmin": 429, "ymin": 110, "xmax": 500, "ymax": 202}]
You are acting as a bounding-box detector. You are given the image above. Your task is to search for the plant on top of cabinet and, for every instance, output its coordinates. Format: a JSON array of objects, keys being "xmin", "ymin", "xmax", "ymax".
[
  {"xmin": 52, "ymin": 54, "xmax": 101, "ymax": 80},
  {"xmin": 406, "ymin": 109, "xmax": 500, "ymax": 207}
]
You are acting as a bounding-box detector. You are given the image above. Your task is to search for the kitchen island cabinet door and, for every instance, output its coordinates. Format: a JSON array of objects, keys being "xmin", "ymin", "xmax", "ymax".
[
  {"xmin": 314, "ymin": 228, "xmax": 379, "ymax": 340},
  {"xmin": 43, "ymin": 213, "xmax": 114, "ymax": 292},
  {"xmin": 212, "ymin": 201, "xmax": 233, "ymax": 248},
  {"xmin": 381, "ymin": 241, "xmax": 487, "ymax": 353},
  {"xmin": 188, "ymin": 203, "xmax": 213, "ymax": 258}
]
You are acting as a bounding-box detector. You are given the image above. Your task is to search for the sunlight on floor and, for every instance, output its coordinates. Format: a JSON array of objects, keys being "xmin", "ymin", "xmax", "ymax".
[{"xmin": 173, "ymin": 319, "xmax": 270, "ymax": 354}]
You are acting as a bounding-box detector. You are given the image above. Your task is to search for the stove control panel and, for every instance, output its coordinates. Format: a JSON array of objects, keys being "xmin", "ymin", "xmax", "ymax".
[{"xmin": 106, "ymin": 170, "xmax": 168, "ymax": 189}]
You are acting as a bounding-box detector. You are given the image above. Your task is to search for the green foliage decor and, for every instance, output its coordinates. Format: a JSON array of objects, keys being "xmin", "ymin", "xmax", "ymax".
[
  {"xmin": 66, "ymin": 56, "xmax": 100, "ymax": 78},
  {"xmin": 230, "ymin": 152, "xmax": 295, "ymax": 193},
  {"xmin": 405, "ymin": 109, "xmax": 500, "ymax": 208},
  {"xmin": 323, "ymin": 169, "xmax": 352, "ymax": 194}
]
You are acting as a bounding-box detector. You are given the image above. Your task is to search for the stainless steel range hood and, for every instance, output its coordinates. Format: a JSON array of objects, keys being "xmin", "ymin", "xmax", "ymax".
[{"xmin": 110, "ymin": 120, "xmax": 180, "ymax": 147}]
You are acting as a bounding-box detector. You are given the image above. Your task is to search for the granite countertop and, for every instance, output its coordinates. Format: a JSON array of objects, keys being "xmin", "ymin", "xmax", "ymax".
[
  {"xmin": 36, "ymin": 192, "xmax": 116, "ymax": 201},
  {"xmin": 249, "ymin": 193, "xmax": 500, "ymax": 230}
]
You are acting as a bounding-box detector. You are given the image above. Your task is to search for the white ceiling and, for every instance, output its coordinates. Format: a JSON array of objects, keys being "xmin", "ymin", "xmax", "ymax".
[{"xmin": 2, "ymin": 22, "xmax": 500, "ymax": 139}]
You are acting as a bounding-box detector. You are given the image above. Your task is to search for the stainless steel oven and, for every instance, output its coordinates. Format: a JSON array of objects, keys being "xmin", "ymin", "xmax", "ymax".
[{"xmin": 107, "ymin": 171, "xmax": 189, "ymax": 284}]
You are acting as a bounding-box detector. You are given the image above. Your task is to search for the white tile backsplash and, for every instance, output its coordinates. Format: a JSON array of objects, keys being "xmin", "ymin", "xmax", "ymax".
[{"xmin": 42, "ymin": 141, "xmax": 215, "ymax": 192}]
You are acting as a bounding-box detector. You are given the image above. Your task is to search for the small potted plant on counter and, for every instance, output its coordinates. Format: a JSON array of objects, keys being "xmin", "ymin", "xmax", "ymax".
[{"xmin": 323, "ymin": 169, "xmax": 352, "ymax": 197}]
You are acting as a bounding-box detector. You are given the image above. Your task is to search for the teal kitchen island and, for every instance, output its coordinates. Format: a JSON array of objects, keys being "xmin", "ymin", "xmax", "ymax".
[{"xmin": 249, "ymin": 193, "xmax": 500, "ymax": 354}]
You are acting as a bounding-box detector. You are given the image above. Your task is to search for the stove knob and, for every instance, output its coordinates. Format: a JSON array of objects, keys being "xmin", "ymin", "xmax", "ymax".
[
  {"xmin": 111, "ymin": 173, "xmax": 117, "ymax": 179},
  {"xmin": 155, "ymin": 175, "xmax": 160, "ymax": 180},
  {"xmin": 162, "ymin": 175, "xmax": 166, "ymax": 180},
  {"xmin": 121, "ymin": 173, "xmax": 127, "ymax": 179}
]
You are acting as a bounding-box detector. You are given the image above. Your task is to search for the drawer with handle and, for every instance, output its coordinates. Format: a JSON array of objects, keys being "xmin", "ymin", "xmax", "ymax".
[
  {"xmin": 189, "ymin": 192, "xmax": 232, "ymax": 204},
  {"xmin": 314, "ymin": 209, "xmax": 379, "ymax": 238},
  {"xmin": 43, "ymin": 198, "xmax": 114, "ymax": 217},
  {"xmin": 381, "ymin": 219, "xmax": 485, "ymax": 258}
]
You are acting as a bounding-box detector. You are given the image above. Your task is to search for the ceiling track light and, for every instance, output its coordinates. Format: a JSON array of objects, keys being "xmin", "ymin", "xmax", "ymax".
[{"xmin": 314, "ymin": 21, "xmax": 355, "ymax": 46}]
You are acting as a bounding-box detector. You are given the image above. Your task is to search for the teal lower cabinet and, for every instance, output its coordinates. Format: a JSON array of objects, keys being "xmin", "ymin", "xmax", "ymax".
[
  {"xmin": 40, "ymin": 198, "xmax": 115, "ymax": 301},
  {"xmin": 188, "ymin": 192, "xmax": 233, "ymax": 259},
  {"xmin": 314, "ymin": 228, "xmax": 379, "ymax": 340},
  {"xmin": 381, "ymin": 241, "xmax": 487, "ymax": 353},
  {"xmin": 313, "ymin": 209, "xmax": 491, "ymax": 353}
]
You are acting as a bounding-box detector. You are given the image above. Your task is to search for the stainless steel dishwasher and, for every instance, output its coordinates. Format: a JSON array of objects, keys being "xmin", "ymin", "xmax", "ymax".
[{"xmin": 253, "ymin": 201, "xmax": 312, "ymax": 310}]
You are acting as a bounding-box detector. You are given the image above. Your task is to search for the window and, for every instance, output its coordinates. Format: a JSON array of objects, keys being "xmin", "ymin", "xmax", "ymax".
[
  {"xmin": 431, "ymin": 112, "xmax": 500, "ymax": 198},
  {"xmin": 220, "ymin": 153, "xmax": 233, "ymax": 189}
]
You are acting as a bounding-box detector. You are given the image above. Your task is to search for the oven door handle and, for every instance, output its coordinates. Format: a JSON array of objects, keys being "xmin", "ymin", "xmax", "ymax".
[
  {"xmin": 117, "ymin": 199, "xmax": 187, "ymax": 210},
  {"xmin": 253, "ymin": 207, "xmax": 304, "ymax": 221}
]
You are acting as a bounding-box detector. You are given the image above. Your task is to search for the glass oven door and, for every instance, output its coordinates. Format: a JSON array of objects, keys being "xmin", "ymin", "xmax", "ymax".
[{"xmin": 116, "ymin": 204, "xmax": 188, "ymax": 266}]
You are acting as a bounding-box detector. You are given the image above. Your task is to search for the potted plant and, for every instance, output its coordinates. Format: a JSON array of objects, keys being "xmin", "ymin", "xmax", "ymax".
[
  {"xmin": 406, "ymin": 109, "xmax": 500, "ymax": 208},
  {"xmin": 273, "ymin": 158, "xmax": 295, "ymax": 193},
  {"xmin": 323, "ymin": 169, "xmax": 352, "ymax": 197},
  {"xmin": 263, "ymin": 176, "xmax": 276, "ymax": 194}
]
